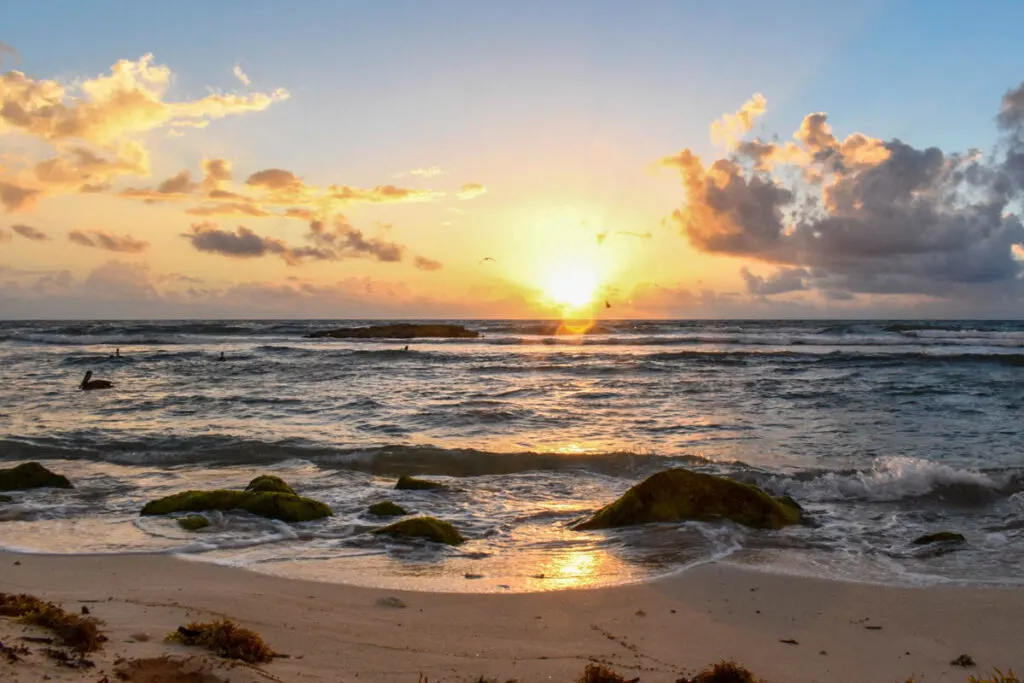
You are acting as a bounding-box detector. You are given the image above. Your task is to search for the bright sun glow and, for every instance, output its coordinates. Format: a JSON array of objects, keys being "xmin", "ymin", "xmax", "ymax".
[{"xmin": 543, "ymin": 261, "xmax": 600, "ymax": 308}]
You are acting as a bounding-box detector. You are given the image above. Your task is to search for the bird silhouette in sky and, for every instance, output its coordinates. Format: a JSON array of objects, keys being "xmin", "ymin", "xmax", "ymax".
[
  {"xmin": 479, "ymin": 257, "xmax": 496, "ymax": 264},
  {"xmin": 605, "ymin": 300, "xmax": 612, "ymax": 309}
]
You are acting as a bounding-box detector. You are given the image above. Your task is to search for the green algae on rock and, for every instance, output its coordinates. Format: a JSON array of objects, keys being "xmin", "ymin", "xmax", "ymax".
[
  {"xmin": 244, "ymin": 475, "xmax": 296, "ymax": 495},
  {"xmin": 373, "ymin": 516, "xmax": 465, "ymax": 545},
  {"xmin": 913, "ymin": 531, "xmax": 966, "ymax": 545},
  {"xmin": 368, "ymin": 501, "xmax": 408, "ymax": 517},
  {"xmin": 177, "ymin": 515, "xmax": 211, "ymax": 531},
  {"xmin": 573, "ymin": 468, "xmax": 802, "ymax": 531},
  {"xmin": 141, "ymin": 490, "xmax": 331, "ymax": 523},
  {"xmin": 0, "ymin": 462, "xmax": 73, "ymax": 492},
  {"xmin": 395, "ymin": 475, "xmax": 447, "ymax": 491}
]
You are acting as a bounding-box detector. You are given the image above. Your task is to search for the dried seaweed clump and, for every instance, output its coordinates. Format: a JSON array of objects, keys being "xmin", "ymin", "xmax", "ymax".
[
  {"xmin": 0, "ymin": 593, "xmax": 105, "ymax": 652},
  {"xmin": 578, "ymin": 663, "xmax": 629, "ymax": 683},
  {"xmin": 167, "ymin": 619, "xmax": 276, "ymax": 664},
  {"xmin": 677, "ymin": 660, "xmax": 764, "ymax": 683}
]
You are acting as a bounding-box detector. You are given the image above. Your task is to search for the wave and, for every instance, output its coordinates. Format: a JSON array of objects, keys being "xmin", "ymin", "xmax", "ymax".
[
  {"xmin": 760, "ymin": 457, "xmax": 1024, "ymax": 505},
  {"xmin": 0, "ymin": 437, "xmax": 714, "ymax": 477}
]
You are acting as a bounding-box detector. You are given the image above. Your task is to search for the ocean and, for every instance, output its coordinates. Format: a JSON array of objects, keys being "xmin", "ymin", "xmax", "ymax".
[{"xmin": 0, "ymin": 319, "xmax": 1022, "ymax": 592}]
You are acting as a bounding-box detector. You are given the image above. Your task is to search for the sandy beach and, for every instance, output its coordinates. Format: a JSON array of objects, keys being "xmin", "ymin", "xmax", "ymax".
[{"xmin": 1, "ymin": 552, "xmax": 1020, "ymax": 683}]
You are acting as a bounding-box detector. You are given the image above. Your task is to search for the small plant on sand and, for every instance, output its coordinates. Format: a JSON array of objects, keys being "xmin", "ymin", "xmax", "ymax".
[
  {"xmin": 953, "ymin": 655, "xmax": 978, "ymax": 668},
  {"xmin": 676, "ymin": 660, "xmax": 763, "ymax": 683},
  {"xmin": 969, "ymin": 670, "xmax": 1020, "ymax": 683},
  {"xmin": 578, "ymin": 663, "xmax": 629, "ymax": 683},
  {"xmin": 0, "ymin": 593, "xmax": 105, "ymax": 652},
  {"xmin": 167, "ymin": 618, "xmax": 276, "ymax": 664}
]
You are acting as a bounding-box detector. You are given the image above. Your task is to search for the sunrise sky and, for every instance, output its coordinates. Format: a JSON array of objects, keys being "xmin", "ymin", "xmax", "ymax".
[{"xmin": 3, "ymin": 0, "xmax": 1024, "ymax": 319}]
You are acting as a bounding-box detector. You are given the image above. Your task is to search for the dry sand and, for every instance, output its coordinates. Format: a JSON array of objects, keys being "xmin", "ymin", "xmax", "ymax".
[{"xmin": 0, "ymin": 551, "xmax": 1020, "ymax": 682}]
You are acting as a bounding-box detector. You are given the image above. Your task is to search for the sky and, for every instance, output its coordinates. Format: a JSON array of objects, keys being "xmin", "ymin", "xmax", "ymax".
[{"xmin": 2, "ymin": 0, "xmax": 1024, "ymax": 319}]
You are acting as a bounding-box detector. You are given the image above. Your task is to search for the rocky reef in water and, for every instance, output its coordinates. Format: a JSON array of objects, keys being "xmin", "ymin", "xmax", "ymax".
[
  {"xmin": 573, "ymin": 468, "xmax": 802, "ymax": 531},
  {"xmin": 304, "ymin": 323, "xmax": 480, "ymax": 339}
]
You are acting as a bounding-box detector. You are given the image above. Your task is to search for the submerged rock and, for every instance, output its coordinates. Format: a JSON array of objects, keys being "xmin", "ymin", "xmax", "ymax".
[
  {"xmin": 0, "ymin": 462, "xmax": 73, "ymax": 492},
  {"xmin": 245, "ymin": 475, "xmax": 296, "ymax": 495},
  {"xmin": 573, "ymin": 468, "xmax": 802, "ymax": 531},
  {"xmin": 141, "ymin": 489, "xmax": 331, "ymax": 523},
  {"xmin": 373, "ymin": 516, "xmax": 465, "ymax": 545},
  {"xmin": 305, "ymin": 323, "xmax": 479, "ymax": 339},
  {"xmin": 913, "ymin": 531, "xmax": 966, "ymax": 545},
  {"xmin": 395, "ymin": 475, "xmax": 447, "ymax": 491},
  {"xmin": 368, "ymin": 501, "xmax": 408, "ymax": 517},
  {"xmin": 0, "ymin": 495, "xmax": 12, "ymax": 504},
  {"xmin": 177, "ymin": 515, "xmax": 211, "ymax": 531}
]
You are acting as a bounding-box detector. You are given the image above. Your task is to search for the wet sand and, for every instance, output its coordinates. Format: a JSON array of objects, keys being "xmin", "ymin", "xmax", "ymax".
[{"xmin": 0, "ymin": 551, "xmax": 1020, "ymax": 682}]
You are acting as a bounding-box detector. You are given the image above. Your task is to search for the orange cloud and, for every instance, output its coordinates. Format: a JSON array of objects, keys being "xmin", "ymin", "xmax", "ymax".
[
  {"xmin": 457, "ymin": 182, "xmax": 487, "ymax": 200},
  {"xmin": 327, "ymin": 184, "xmax": 440, "ymax": 203},
  {"xmin": 0, "ymin": 54, "xmax": 288, "ymax": 144},
  {"xmin": 710, "ymin": 93, "xmax": 766, "ymax": 149},
  {"xmin": 68, "ymin": 229, "xmax": 149, "ymax": 253}
]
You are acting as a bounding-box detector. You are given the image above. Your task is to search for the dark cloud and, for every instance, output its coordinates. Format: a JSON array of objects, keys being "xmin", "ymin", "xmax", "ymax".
[
  {"xmin": 0, "ymin": 181, "xmax": 41, "ymax": 212},
  {"xmin": 120, "ymin": 169, "xmax": 198, "ymax": 202},
  {"xmin": 246, "ymin": 168, "xmax": 303, "ymax": 191},
  {"xmin": 306, "ymin": 217, "xmax": 406, "ymax": 262},
  {"xmin": 662, "ymin": 85, "xmax": 1024, "ymax": 302},
  {"xmin": 740, "ymin": 267, "xmax": 808, "ymax": 296},
  {"xmin": 12, "ymin": 224, "xmax": 48, "ymax": 241},
  {"xmin": 181, "ymin": 216, "xmax": 438, "ymax": 269},
  {"xmin": 68, "ymin": 230, "xmax": 149, "ymax": 253},
  {"xmin": 183, "ymin": 222, "xmax": 294, "ymax": 263},
  {"xmin": 414, "ymin": 256, "xmax": 444, "ymax": 271}
]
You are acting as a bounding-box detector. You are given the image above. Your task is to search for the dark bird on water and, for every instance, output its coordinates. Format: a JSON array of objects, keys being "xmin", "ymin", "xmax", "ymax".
[
  {"xmin": 81, "ymin": 371, "xmax": 113, "ymax": 391},
  {"xmin": 217, "ymin": 351, "xmax": 226, "ymax": 361}
]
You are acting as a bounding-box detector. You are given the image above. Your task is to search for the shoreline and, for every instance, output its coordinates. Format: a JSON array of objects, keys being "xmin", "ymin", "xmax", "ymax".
[{"xmin": 1, "ymin": 551, "xmax": 1021, "ymax": 682}]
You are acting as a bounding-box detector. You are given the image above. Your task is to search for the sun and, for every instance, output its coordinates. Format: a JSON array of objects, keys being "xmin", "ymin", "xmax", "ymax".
[{"xmin": 542, "ymin": 260, "xmax": 600, "ymax": 308}]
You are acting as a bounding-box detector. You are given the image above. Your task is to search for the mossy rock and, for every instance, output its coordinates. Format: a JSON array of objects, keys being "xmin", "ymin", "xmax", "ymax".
[
  {"xmin": 245, "ymin": 475, "xmax": 296, "ymax": 495},
  {"xmin": 141, "ymin": 490, "xmax": 332, "ymax": 523},
  {"xmin": 0, "ymin": 494, "xmax": 13, "ymax": 504},
  {"xmin": 913, "ymin": 531, "xmax": 966, "ymax": 545},
  {"xmin": 573, "ymin": 468, "xmax": 802, "ymax": 531},
  {"xmin": 0, "ymin": 462, "xmax": 73, "ymax": 492},
  {"xmin": 395, "ymin": 475, "xmax": 447, "ymax": 491},
  {"xmin": 177, "ymin": 515, "xmax": 211, "ymax": 531},
  {"xmin": 373, "ymin": 516, "xmax": 465, "ymax": 545},
  {"xmin": 368, "ymin": 501, "xmax": 408, "ymax": 517}
]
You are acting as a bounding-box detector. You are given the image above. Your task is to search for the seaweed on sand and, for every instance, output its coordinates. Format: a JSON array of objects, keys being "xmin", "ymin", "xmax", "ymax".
[
  {"xmin": 677, "ymin": 660, "xmax": 764, "ymax": 682},
  {"xmin": 167, "ymin": 618, "xmax": 277, "ymax": 664},
  {"xmin": 0, "ymin": 593, "xmax": 105, "ymax": 652}
]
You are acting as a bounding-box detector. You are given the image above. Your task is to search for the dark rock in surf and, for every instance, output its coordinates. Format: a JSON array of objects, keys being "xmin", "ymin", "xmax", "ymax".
[
  {"xmin": 373, "ymin": 516, "xmax": 465, "ymax": 545},
  {"xmin": 0, "ymin": 462, "xmax": 73, "ymax": 492},
  {"xmin": 305, "ymin": 323, "xmax": 479, "ymax": 339},
  {"xmin": 245, "ymin": 475, "xmax": 296, "ymax": 495},
  {"xmin": 368, "ymin": 501, "xmax": 408, "ymax": 517},
  {"xmin": 395, "ymin": 475, "xmax": 447, "ymax": 491},
  {"xmin": 573, "ymin": 468, "xmax": 803, "ymax": 531},
  {"xmin": 141, "ymin": 476, "xmax": 331, "ymax": 523},
  {"xmin": 177, "ymin": 515, "xmax": 211, "ymax": 531},
  {"xmin": 0, "ymin": 495, "xmax": 13, "ymax": 504},
  {"xmin": 913, "ymin": 531, "xmax": 966, "ymax": 545}
]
